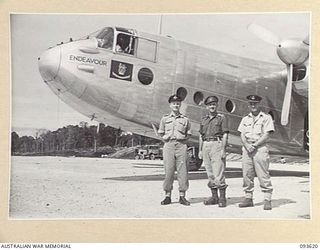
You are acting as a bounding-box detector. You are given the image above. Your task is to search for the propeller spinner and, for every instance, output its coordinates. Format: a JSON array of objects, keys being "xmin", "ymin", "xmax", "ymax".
[{"xmin": 247, "ymin": 23, "xmax": 309, "ymax": 125}]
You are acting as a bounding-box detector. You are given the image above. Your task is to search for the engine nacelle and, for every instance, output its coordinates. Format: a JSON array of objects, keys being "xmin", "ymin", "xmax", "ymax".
[{"xmin": 292, "ymin": 64, "xmax": 308, "ymax": 82}]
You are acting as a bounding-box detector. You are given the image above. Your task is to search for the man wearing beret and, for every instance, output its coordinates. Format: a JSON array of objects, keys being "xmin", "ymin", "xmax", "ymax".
[
  {"xmin": 237, "ymin": 95, "xmax": 275, "ymax": 210},
  {"xmin": 158, "ymin": 94, "xmax": 192, "ymax": 206},
  {"xmin": 199, "ymin": 96, "xmax": 229, "ymax": 207}
]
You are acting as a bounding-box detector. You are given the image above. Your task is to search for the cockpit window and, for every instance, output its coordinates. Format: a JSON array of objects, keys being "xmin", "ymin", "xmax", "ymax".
[
  {"xmin": 95, "ymin": 27, "xmax": 114, "ymax": 50},
  {"xmin": 115, "ymin": 33, "xmax": 135, "ymax": 55}
]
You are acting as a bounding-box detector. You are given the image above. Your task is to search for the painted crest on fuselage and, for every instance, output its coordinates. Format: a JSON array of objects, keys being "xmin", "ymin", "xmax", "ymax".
[{"xmin": 110, "ymin": 60, "xmax": 133, "ymax": 81}]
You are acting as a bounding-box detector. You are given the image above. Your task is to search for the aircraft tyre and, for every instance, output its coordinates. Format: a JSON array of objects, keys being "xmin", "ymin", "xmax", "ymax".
[
  {"xmin": 187, "ymin": 154, "xmax": 202, "ymax": 171},
  {"xmin": 149, "ymin": 154, "xmax": 155, "ymax": 160}
]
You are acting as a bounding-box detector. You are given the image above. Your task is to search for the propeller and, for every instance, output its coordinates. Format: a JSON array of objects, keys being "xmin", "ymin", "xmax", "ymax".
[
  {"xmin": 247, "ymin": 23, "xmax": 309, "ymax": 125},
  {"xmin": 247, "ymin": 23, "xmax": 280, "ymax": 46},
  {"xmin": 303, "ymin": 35, "xmax": 309, "ymax": 45},
  {"xmin": 281, "ymin": 64, "xmax": 293, "ymax": 125}
]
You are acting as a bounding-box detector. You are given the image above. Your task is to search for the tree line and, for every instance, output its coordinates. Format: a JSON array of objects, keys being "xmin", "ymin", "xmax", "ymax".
[{"xmin": 11, "ymin": 122, "xmax": 160, "ymax": 156}]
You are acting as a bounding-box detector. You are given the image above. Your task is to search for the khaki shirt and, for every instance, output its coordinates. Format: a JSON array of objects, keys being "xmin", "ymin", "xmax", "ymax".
[
  {"xmin": 238, "ymin": 111, "xmax": 275, "ymax": 142},
  {"xmin": 199, "ymin": 113, "xmax": 228, "ymax": 139},
  {"xmin": 158, "ymin": 112, "xmax": 192, "ymax": 140}
]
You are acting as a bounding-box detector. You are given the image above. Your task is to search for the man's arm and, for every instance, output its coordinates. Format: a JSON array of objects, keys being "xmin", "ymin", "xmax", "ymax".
[
  {"xmin": 185, "ymin": 118, "xmax": 192, "ymax": 140},
  {"xmin": 158, "ymin": 117, "xmax": 168, "ymax": 142},
  {"xmin": 240, "ymin": 133, "xmax": 255, "ymax": 153},
  {"xmin": 252, "ymin": 132, "xmax": 272, "ymax": 148},
  {"xmin": 220, "ymin": 115, "xmax": 229, "ymax": 158},
  {"xmin": 221, "ymin": 132, "xmax": 228, "ymax": 158},
  {"xmin": 198, "ymin": 134, "xmax": 203, "ymax": 159},
  {"xmin": 252, "ymin": 115, "xmax": 274, "ymax": 148},
  {"xmin": 198, "ymin": 122, "xmax": 204, "ymax": 159}
]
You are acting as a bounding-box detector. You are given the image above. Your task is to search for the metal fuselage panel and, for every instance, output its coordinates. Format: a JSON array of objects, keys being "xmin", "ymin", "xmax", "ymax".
[{"xmin": 41, "ymin": 32, "xmax": 308, "ymax": 156}]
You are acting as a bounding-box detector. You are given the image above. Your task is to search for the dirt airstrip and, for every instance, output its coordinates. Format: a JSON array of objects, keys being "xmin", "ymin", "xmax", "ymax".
[{"xmin": 9, "ymin": 156, "xmax": 310, "ymax": 219}]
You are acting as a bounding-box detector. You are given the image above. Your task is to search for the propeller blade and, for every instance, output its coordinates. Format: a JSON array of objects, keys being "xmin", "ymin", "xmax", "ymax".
[
  {"xmin": 281, "ymin": 64, "xmax": 293, "ymax": 125},
  {"xmin": 97, "ymin": 123, "xmax": 100, "ymax": 134},
  {"xmin": 151, "ymin": 123, "xmax": 160, "ymax": 137},
  {"xmin": 247, "ymin": 23, "xmax": 281, "ymax": 46},
  {"xmin": 303, "ymin": 35, "xmax": 309, "ymax": 45}
]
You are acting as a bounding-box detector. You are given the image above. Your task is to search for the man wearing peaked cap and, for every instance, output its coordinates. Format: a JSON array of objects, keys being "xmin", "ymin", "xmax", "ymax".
[
  {"xmin": 158, "ymin": 94, "xmax": 192, "ymax": 206},
  {"xmin": 168, "ymin": 94, "xmax": 182, "ymax": 103},
  {"xmin": 199, "ymin": 95, "xmax": 229, "ymax": 207},
  {"xmin": 237, "ymin": 94, "xmax": 275, "ymax": 210},
  {"xmin": 204, "ymin": 95, "xmax": 219, "ymax": 105},
  {"xmin": 246, "ymin": 95, "xmax": 262, "ymax": 103}
]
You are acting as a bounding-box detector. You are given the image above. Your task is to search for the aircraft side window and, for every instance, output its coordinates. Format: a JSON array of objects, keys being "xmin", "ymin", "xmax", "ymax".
[
  {"xmin": 193, "ymin": 91, "xmax": 204, "ymax": 105},
  {"xmin": 176, "ymin": 87, "xmax": 188, "ymax": 101},
  {"xmin": 136, "ymin": 37, "xmax": 157, "ymax": 62},
  {"xmin": 96, "ymin": 28, "xmax": 114, "ymax": 50},
  {"xmin": 225, "ymin": 100, "xmax": 236, "ymax": 113},
  {"xmin": 116, "ymin": 33, "xmax": 135, "ymax": 55}
]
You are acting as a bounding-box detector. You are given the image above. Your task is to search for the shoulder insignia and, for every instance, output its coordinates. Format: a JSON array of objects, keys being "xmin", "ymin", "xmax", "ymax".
[
  {"xmin": 181, "ymin": 114, "xmax": 189, "ymax": 119},
  {"xmin": 202, "ymin": 115, "xmax": 209, "ymax": 120}
]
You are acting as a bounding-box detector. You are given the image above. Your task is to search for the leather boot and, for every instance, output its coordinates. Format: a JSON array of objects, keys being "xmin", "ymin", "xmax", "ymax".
[
  {"xmin": 238, "ymin": 198, "xmax": 254, "ymax": 208},
  {"xmin": 218, "ymin": 187, "xmax": 227, "ymax": 207},
  {"xmin": 263, "ymin": 200, "xmax": 272, "ymax": 210},
  {"xmin": 179, "ymin": 196, "xmax": 191, "ymax": 206},
  {"xmin": 203, "ymin": 188, "xmax": 218, "ymax": 205},
  {"xmin": 161, "ymin": 197, "xmax": 171, "ymax": 205}
]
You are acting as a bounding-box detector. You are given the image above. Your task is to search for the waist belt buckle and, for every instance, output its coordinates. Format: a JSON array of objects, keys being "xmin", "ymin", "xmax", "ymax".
[{"xmin": 205, "ymin": 137, "xmax": 221, "ymax": 141}]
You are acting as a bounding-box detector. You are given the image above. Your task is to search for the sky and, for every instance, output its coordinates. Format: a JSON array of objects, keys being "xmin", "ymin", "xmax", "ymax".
[{"xmin": 10, "ymin": 13, "xmax": 310, "ymax": 136}]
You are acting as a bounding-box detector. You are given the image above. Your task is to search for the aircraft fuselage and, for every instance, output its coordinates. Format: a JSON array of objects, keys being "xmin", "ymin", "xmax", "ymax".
[{"xmin": 38, "ymin": 26, "xmax": 309, "ymax": 156}]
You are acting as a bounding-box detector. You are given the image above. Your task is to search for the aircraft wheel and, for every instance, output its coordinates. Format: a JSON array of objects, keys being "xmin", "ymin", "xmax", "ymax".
[
  {"xmin": 187, "ymin": 157, "xmax": 202, "ymax": 171},
  {"xmin": 149, "ymin": 154, "xmax": 155, "ymax": 160},
  {"xmin": 186, "ymin": 150, "xmax": 202, "ymax": 171}
]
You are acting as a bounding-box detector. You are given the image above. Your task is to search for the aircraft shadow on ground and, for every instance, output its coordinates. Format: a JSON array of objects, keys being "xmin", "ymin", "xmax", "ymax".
[
  {"xmin": 253, "ymin": 198, "xmax": 296, "ymax": 208},
  {"xmin": 188, "ymin": 196, "xmax": 243, "ymax": 205},
  {"xmin": 161, "ymin": 197, "xmax": 297, "ymax": 209},
  {"xmin": 102, "ymin": 167, "xmax": 309, "ymax": 181}
]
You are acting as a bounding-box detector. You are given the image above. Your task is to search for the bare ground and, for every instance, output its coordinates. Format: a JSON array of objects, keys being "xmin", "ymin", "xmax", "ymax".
[{"xmin": 9, "ymin": 156, "xmax": 310, "ymax": 219}]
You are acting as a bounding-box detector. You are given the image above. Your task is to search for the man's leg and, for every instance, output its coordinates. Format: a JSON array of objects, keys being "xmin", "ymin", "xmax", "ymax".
[
  {"xmin": 202, "ymin": 142, "xmax": 219, "ymax": 205},
  {"xmin": 161, "ymin": 142, "xmax": 175, "ymax": 205},
  {"xmin": 239, "ymin": 148, "xmax": 255, "ymax": 208},
  {"xmin": 209, "ymin": 141, "xmax": 228, "ymax": 207},
  {"xmin": 175, "ymin": 142, "xmax": 190, "ymax": 206},
  {"xmin": 253, "ymin": 146, "xmax": 273, "ymax": 210}
]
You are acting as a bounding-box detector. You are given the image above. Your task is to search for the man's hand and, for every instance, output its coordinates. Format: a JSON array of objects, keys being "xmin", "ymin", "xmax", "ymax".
[
  {"xmin": 162, "ymin": 134, "xmax": 170, "ymax": 142},
  {"xmin": 245, "ymin": 143, "xmax": 256, "ymax": 153},
  {"xmin": 198, "ymin": 150, "xmax": 203, "ymax": 159},
  {"xmin": 221, "ymin": 149, "xmax": 226, "ymax": 159}
]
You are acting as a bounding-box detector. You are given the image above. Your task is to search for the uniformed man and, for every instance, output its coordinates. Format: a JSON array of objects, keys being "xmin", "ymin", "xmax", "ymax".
[
  {"xmin": 199, "ymin": 96, "xmax": 229, "ymax": 207},
  {"xmin": 237, "ymin": 95, "xmax": 275, "ymax": 210},
  {"xmin": 158, "ymin": 94, "xmax": 192, "ymax": 206}
]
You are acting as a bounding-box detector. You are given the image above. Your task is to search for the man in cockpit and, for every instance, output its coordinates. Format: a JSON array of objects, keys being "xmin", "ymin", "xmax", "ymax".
[{"xmin": 116, "ymin": 36, "xmax": 127, "ymax": 53}]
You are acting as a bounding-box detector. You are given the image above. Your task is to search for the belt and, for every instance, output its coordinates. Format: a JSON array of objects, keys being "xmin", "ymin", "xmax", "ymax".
[
  {"xmin": 168, "ymin": 138, "xmax": 187, "ymax": 142},
  {"xmin": 203, "ymin": 137, "xmax": 221, "ymax": 142}
]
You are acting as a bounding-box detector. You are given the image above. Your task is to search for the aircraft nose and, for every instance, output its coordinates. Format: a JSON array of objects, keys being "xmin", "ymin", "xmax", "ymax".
[{"xmin": 38, "ymin": 46, "xmax": 61, "ymax": 82}]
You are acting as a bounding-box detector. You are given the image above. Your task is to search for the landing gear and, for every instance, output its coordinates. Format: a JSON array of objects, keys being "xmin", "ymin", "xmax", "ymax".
[
  {"xmin": 149, "ymin": 153, "xmax": 155, "ymax": 160},
  {"xmin": 186, "ymin": 146, "xmax": 202, "ymax": 171}
]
